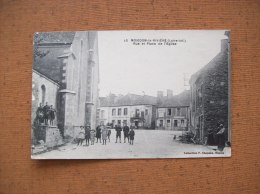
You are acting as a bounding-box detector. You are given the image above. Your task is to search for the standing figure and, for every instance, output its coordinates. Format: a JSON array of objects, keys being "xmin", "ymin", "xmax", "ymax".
[
  {"xmin": 123, "ymin": 124, "xmax": 130, "ymax": 143},
  {"xmin": 101, "ymin": 125, "xmax": 108, "ymax": 145},
  {"xmin": 96, "ymin": 125, "xmax": 102, "ymax": 143},
  {"xmin": 129, "ymin": 128, "xmax": 135, "ymax": 145},
  {"xmin": 77, "ymin": 126, "xmax": 85, "ymax": 146},
  {"xmin": 217, "ymin": 124, "xmax": 226, "ymax": 151},
  {"xmin": 43, "ymin": 102, "xmax": 50, "ymax": 125},
  {"xmin": 85, "ymin": 125, "xmax": 91, "ymax": 146},
  {"xmin": 115, "ymin": 124, "xmax": 122, "ymax": 143},
  {"xmin": 36, "ymin": 103, "xmax": 44, "ymax": 124},
  {"xmin": 49, "ymin": 105, "xmax": 56, "ymax": 126},
  {"xmin": 107, "ymin": 125, "xmax": 111, "ymax": 142},
  {"xmin": 207, "ymin": 128, "xmax": 215, "ymax": 146},
  {"xmin": 90, "ymin": 129, "xmax": 96, "ymax": 145}
]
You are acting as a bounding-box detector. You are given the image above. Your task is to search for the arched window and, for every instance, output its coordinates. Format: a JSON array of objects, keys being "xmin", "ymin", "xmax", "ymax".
[{"xmin": 41, "ymin": 84, "xmax": 46, "ymax": 104}]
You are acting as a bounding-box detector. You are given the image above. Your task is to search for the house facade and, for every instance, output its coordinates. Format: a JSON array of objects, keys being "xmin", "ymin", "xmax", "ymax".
[
  {"xmin": 97, "ymin": 94, "xmax": 156, "ymax": 129},
  {"xmin": 156, "ymin": 90, "xmax": 190, "ymax": 130},
  {"xmin": 189, "ymin": 33, "xmax": 230, "ymax": 143}
]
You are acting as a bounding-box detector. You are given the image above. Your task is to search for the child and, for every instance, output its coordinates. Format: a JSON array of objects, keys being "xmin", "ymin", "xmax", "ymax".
[
  {"xmin": 101, "ymin": 125, "xmax": 108, "ymax": 145},
  {"xmin": 129, "ymin": 128, "xmax": 135, "ymax": 145},
  {"xmin": 107, "ymin": 126, "xmax": 111, "ymax": 142},
  {"xmin": 90, "ymin": 129, "xmax": 96, "ymax": 145},
  {"xmin": 77, "ymin": 126, "xmax": 85, "ymax": 146},
  {"xmin": 85, "ymin": 125, "xmax": 91, "ymax": 146}
]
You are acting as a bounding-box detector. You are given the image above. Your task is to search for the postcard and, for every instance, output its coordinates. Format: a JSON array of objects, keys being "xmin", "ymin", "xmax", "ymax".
[{"xmin": 31, "ymin": 30, "xmax": 231, "ymax": 159}]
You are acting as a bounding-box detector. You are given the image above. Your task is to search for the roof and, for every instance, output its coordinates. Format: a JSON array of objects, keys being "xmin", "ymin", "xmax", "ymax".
[
  {"xmin": 100, "ymin": 91, "xmax": 190, "ymax": 108},
  {"xmin": 100, "ymin": 93, "xmax": 157, "ymax": 107},
  {"xmin": 34, "ymin": 32, "xmax": 75, "ymax": 45},
  {"xmin": 157, "ymin": 90, "xmax": 190, "ymax": 108}
]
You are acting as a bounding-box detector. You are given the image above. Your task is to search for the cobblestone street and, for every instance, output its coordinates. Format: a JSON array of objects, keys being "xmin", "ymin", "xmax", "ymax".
[{"xmin": 32, "ymin": 129, "xmax": 231, "ymax": 159}]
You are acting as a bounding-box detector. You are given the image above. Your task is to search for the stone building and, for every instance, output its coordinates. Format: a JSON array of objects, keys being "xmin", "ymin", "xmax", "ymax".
[
  {"xmin": 189, "ymin": 32, "xmax": 230, "ymax": 143},
  {"xmin": 97, "ymin": 93, "xmax": 157, "ymax": 129},
  {"xmin": 32, "ymin": 31, "xmax": 99, "ymax": 147},
  {"xmin": 156, "ymin": 90, "xmax": 190, "ymax": 130}
]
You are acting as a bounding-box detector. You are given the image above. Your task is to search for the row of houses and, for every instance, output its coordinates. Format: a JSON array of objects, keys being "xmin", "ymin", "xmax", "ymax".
[
  {"xmin": 97, "ymin": 90, "xmax": 190, "ymax": 131},
  {"xmin": 97, "ymin": 31, "xmax": 230, "ymax": 143}
]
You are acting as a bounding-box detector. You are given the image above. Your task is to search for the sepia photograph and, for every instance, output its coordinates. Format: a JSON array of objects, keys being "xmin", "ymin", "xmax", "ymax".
[{"xmin": 31, "ymin": 30, "xmax": 231, "ymax": 159}]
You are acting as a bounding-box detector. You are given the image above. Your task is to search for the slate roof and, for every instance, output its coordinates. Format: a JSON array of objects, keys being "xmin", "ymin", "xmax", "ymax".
[
  {"xmin": 100, "ymin": 91, "xmax": 190, "ymax": 107},
  {"xmin": 157, "ymin": 90, "xmax": 190, "ymax": 108},
  {"xmin": 100, "ymin": 93, "xmax": 157, "ymax": 107}
]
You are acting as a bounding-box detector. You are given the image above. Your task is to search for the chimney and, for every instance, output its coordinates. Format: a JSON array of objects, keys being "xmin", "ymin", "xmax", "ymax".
[
  {"xmin": 221, "ymin": 31, "xmax": 230, "ymax": 52},
  {"xmin": 167, "ymin": 89, "xmax": 173, "ymax": 98},
  {"xmin": 157, "ymin": 91, "xmax": 163, "ymax": 98}
]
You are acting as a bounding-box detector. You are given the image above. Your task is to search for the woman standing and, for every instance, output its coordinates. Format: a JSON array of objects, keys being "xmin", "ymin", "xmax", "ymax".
[
  {"xmin": 77, "ymin": 126, "xmax": 85, "ymax": 146},
  {"xmin": 101, "ymin": 125, "xmax": 108, "ymax": 145},
  {"xmin": 217, "ymin": 124, "xmax": 226, "ymax": 151}
]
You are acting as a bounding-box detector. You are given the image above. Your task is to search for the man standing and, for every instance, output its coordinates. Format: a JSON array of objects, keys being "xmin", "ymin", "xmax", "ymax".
[
  {"xmin": 123, "ymin": 124, "xmax": 130, "ymax": 143},
  {"xmin": 96, "ymin": 125, "xmax": 102, "ymax": 143},
  {"xmin": 49, "ymin": 105, "xmax": 56, "ymax": 126},
  {"xmin": 115, "ymin": 124, "xmax": 122, "ymax": 143},
  {"xmin": 85, "ymin": 124, "xmax": 91, "ymax": 146},
  {"xmin": 36, "ymin": 103, "xmax": 44, "ymax": 124},
  {"xmin": 43, "ymin": 102, "xmax": 50, "ymax": 125}
]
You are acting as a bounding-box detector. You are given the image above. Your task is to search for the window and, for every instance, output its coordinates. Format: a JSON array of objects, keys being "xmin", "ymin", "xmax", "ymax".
[
  {"xmin": 181, "ymin": 119, "xmax": 184, "ymax": 127},
  {"xmin": 124, "ymin": 108, "xmax": 128, "ymax": 115},
  {"xmin": 117, "ymin": 120, "xmax": 121, "ymax": 125},
  {"xmin": 118, "ymin": 108, "xmax": 122, "ymax": 116},
  {"xmin": 177, "ymin": 108, "xmax": 181, "ymax": 116},
  {"xmin": 167, "ymin": 108, "xmax": 171, "ymax": 116},
  {"xmin": 167, "ymin": 120, "xmax": 171, "ymax": 127},
  {"xmin": 159, "ymin": 120, "xmax": 163, "ymax": 127},
  {"xmin": 41, "ymin": 85, "xmax": 46, "ymax": 104},
  {"xmin": 135, "ymin": 109, "xmax": 140, "ymax": 117},
  {"xmin": 145, "ymin": 109, "xmax": 148, "ymax": 115},
  {"xmin": 174, "ymin": 120, "xmax": 178, "ymax": 127},
  {"xmin": 141, "ymin": 111, "xmax": 144, "ymax": 118},
  {"xmin": 112, "ymin": 109, "xmax": 116, "ymax": 116}
]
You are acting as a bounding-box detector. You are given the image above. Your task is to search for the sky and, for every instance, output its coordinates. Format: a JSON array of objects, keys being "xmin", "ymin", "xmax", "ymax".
[{"xmin": 98, "ymin": 30, "xmax": 227, "ymax": 97}]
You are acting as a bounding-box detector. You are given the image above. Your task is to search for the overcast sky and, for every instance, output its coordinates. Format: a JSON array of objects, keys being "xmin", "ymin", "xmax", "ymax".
[{"xmin": 98, "ymin": 30, "xmax": 227, "ymax": 97}]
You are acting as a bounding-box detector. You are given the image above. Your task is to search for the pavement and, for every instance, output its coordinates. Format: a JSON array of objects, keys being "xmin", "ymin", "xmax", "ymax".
[{"xmin": 32, "ymin": 129, "xmax": 231, "ymax": 159}]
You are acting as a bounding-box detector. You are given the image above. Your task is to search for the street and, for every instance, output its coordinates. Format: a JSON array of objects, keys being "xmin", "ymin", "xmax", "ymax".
[{"xmin": 32, "ymin": 129, "xmax": 231, "ymax": 159}]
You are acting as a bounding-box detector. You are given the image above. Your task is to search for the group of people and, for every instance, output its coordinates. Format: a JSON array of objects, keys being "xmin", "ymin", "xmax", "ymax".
[
  {"xmin": 76, "ymin": 123, "xmax": 135, "ymax": 146},
  {"xmin": 36, "ymin": 102, "xmax": 56, "ymax": 126},
  {"xmin": 191, "ymin": 123, "xmax": 227, "ymax": 151}
]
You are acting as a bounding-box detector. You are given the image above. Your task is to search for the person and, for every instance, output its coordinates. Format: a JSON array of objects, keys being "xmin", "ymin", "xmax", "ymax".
[
  {"xmin": 77, "ymin": 126, "xmax": 85, "ymax": 146},
  {"xmin": 217, "ymin": 124, "xmax": 226, "ymax": 151},
  {"xmin": 96, "ymin": 125, "xmax": 102, "ymax": 143},
  {"xmin": 129, "ymin": 128, "xmax": 135, "ymax": 145},
  {"xmin": 123, "ymin": 124, "xmax": 130, "ymax": 143},
  {"xmin": 101, "ymin": 125, "xmax": 108, "ymax": 145},
  {"xmin": 36, "ymin": 103, "xmax": 44, "ymax": 124},
  {"xmin": 85, "ymin": 124, "xmax": 91, "ymax": 146},
  {"xmin": 90, "ymin": 129, "xmax": 96, "ymax": 145},
  {"xmin": 43, "ymin": 102, "xmax": 50, "ymax": 125},
  {"xmin": 115, "ymin": 124, "xmax": 122, "ymax": 143},
  {"xmin": 107, "ymin": 125, "xmax": 111, "ymax": 142},
  {"xmin": 207, "ymin": 128, "xmax": 215, "ymax": 146},
  {"xmin": 49, "ymin": 105, "xmax": 56, "ymax": 126}
]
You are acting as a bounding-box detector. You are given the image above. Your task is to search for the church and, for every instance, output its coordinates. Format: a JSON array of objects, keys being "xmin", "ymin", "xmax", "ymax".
[{"xmin": 31, "ymin": 31, "xmax": 99, "ymax": 148}]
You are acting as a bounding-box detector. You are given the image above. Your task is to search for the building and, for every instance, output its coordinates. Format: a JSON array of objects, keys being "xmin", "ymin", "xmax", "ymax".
[
  {"xmin": 156, "ymin": 90, "xmax": 190, "ymax": 130},
  {"xmin": 189, "ymin": 32, "xmax": 230, "ymax": 143},
  {"xmin": 97, "ymin": 93, "xmax": 157, "ymax": 129},
  {"xmin": 32, "ymin": 31, "xmax": 99, "ymax": 146}
]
